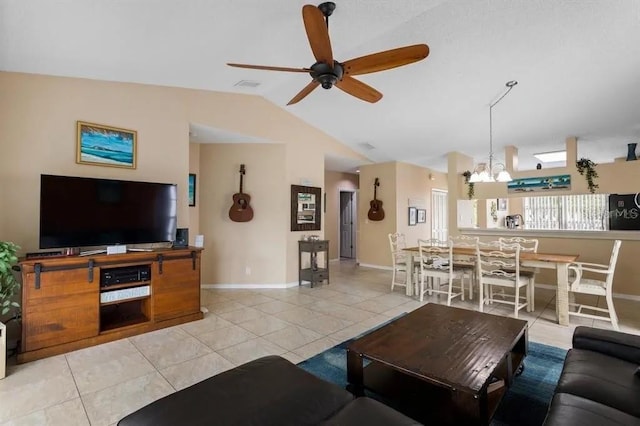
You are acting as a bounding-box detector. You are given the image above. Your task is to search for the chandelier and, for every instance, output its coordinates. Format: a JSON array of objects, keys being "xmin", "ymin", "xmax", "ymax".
[{"xmin": 469, "ymin": 80, "xmax": 518, "ymax": 183}]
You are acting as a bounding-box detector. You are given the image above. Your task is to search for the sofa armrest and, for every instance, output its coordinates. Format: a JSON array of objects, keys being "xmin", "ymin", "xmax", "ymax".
[{"xmin": 573, "ymin": 326, "xmax": 640, "ymax": 364}]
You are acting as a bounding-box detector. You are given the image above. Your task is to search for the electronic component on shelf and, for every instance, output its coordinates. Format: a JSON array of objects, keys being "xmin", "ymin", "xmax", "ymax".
[
  {"xmin": 25, "ymin": 250, "xmax": 64, "ymax": 259},
  {"xmin": 100, "ymin": 265, "xmax": 151, "ymax": 287},
  {"xmin": 100, "ymin": 285, "xmax": 150, "ymax": 304}
]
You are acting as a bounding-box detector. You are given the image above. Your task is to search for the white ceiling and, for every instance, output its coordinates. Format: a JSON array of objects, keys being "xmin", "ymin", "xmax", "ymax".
[{"xmin": 3, "ymin": 0, "xmax": 640, "ymax": 172}]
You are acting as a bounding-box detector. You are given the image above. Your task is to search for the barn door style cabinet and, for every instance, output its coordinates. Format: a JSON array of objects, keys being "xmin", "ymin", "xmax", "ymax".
[{"xmin": 18, "ymin": 247, "xmax": 203, "ymax": 363}]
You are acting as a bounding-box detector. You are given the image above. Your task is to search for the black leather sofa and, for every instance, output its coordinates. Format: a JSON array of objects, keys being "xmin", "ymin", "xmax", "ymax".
[
  {"xmin": 117, "ymin": 355, "xmax": 420, "ymax": 426},
  {"xmin": 543, "ymin": 326, "xmax": 640, "ymax": 426}
]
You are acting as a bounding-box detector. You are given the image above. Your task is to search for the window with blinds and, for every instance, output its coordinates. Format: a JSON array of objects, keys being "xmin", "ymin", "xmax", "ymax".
[{"xmin": 523, "ymin": 194, "xmax": 609, "ymax": 230}]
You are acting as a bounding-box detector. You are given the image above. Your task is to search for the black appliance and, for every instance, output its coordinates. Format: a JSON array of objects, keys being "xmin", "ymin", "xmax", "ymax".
[
  {"xmin": 40, "ymin": 174, "xmax": 178, "ymax": 248},
  {"xmin": 608, "ymin": 193, "xmax": 640, "ymax": 230},
  {"xmin": 100, "ymin": 264, "xmax": 151, "ymax": 287},
  {"xmin": 505, "ymin": 214, "xmax": 523, "ymax": 229},
  {"xmin": 174, "ymin": 228, "xmax": 189, "ymax": 247}
]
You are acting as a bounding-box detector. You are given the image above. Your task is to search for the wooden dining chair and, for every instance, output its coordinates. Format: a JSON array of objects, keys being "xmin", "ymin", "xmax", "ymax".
[
  {"xmin": 449, "ymin": 235, "xmax": 479, "ymax": 300},
  {"xmin": 476, "ymin": 241, "xmax": 530, "ymax": 318},
  {"xmin": 498, "ymin": 236, "xmax": 539, "ymax": 310},
  {"xmin": 388, "ymin": 233, "xmax": 411, "ymax": 292},
  {"xmin": 417, "ymin": 238, "xmax": 465, "ymax": 304},
  {"xmin": 567, "ymin": 240, "xmax": 622, "ymax": 330}
]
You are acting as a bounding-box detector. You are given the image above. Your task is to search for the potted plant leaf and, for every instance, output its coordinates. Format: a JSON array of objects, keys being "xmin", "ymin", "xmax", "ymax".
[{"xmin": 0, "ymin": 241, "xmax": 20, "ymax": 379}]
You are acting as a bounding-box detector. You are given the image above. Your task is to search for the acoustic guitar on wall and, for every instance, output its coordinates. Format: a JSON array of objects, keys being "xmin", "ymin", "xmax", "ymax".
[
  {"xmin": 229, "ymin": 164, "xmax": 254, "ymax": 222},
  {"xmin": 368, "ymin": 178, "xmax": 385, "ymax": 221}
]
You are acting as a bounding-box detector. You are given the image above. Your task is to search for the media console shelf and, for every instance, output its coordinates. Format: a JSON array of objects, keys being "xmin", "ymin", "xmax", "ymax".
[{"xmin": 17, "ymin": 247, "xmax": 203, "ymax": 363}]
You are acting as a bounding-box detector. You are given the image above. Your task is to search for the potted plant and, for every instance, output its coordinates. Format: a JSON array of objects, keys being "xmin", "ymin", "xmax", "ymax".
[
  {"xmin": 576, "ymin": 158, "xmax": 599, "ymax": 194},
  {"xmin": 462, "ymin": 171, "xmax": 475, "ymax": 199},
  {"xmin": 0, "ymin": 241, "xmax": 20, "ymax": 379}
]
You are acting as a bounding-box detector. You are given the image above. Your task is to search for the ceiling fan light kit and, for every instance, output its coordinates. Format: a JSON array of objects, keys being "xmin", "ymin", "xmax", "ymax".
[
  {"xmin": 470, "ymin": 80, "xmax": 518, "ymax": 183},
  {"xmin": 227, "ymin": 2, "xmax": 429, "ymax": 105}
]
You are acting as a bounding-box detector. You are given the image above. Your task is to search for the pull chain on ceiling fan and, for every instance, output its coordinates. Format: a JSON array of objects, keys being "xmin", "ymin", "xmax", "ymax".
[{"xmin": 227, "ymin": 2, "xmax": 430, "ymax": 105}]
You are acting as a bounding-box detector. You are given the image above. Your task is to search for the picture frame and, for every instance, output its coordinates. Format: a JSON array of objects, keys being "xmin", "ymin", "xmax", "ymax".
[
  {"xmin": 507, "ymin": 174, "xmax": 571, "ymax": 193},
  {"xmin": 76, "ymin": 121, "xmax": 137, "ymax": 169},
  {"xmin": 408, "ymin": 207, "xmax": 417, "ymax": 226},
  {"xmin": 291, "ymin": 185, "xmax": 322, "ymax": 231},
  {"xmin": 188, "ymin": 173, "xmax": 196, "ymax": 207},
  {"xmin": 497, "ymin": 198, "xmax": 507, "ymax": 211},
  {"xmin": 417, "ymin": 209, "xmax": 426, "ymax": 223}
]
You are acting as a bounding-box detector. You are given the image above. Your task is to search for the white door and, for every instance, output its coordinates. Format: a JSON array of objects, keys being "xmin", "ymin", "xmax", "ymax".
[{"xmin": 432, "ymin": 190, "xmax": 448, "ymax": 241}]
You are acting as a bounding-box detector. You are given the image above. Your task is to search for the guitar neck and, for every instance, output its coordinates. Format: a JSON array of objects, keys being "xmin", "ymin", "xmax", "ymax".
[{"xmin": 239, "ymin": 174, "xmax": 244, "ymax": 194}]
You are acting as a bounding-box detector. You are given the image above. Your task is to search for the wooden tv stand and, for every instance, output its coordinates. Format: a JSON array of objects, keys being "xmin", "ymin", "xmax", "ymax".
[{"xmin": 17, "ymin": 247, "xmax": 203, "ymax": 363}]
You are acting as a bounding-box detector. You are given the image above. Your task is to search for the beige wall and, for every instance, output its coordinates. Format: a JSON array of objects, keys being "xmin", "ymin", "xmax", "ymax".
[
  {"xmin": 0, "ymin": 73, "xmax": 190, "ymax": 251},
  {"xmin": 324, "ymin": 171, "xmax": 359, "ymax": 260},
  {"xmin": 199, "ymin": 143, "xmax": 287, "ymax": 284},
  {"xmin": 358, "ymin": 162, "xmax": 448, "ymax": 268},
  {"xmin": 358, "ymin": 162, "xmax": 398, "ymax": 267},
  {"xmin": 0, "ymin": 71, "xmax": 369, "ymax": 288}
]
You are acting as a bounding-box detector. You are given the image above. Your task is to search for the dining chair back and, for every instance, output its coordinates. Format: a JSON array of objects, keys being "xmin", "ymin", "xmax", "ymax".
[
  {"xmin": 568, "ymin": 240, "xmax": 622, "ymax": 330},
  {"xmin": 498, "ymin": 236, "xmax": 538, "ymax": 252},
  {"xmin": 476, "ymin": 241, "xmax": 530, "ymax": 318},
  {"xmin": 449, "ymin": 235, "xmax": 479, "ymax": 299},
  {"xmin": 498, "ymin": 236, "xmax": 539, "ymax": 310},
  {"xmin": 417, "ymin": 238, "xmax": 465, "ymax": 304},
  {"xmin": 388, "ymin": 233, "xmax": 409, "ymax": 291}
]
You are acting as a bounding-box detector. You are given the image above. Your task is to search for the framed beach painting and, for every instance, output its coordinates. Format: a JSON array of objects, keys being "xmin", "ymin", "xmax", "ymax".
[
  {"xmin": 188, "ymin": 174, "xmax": 196, "ymax": 207},
  {"xmin": 408, "ymin": 207, "xmax": 417, "ymax": 226},
  {"xmin": 417, "ymin": 209, "xmax": 426, "ymax": 223},
  {"xmin": 76, "ymin": 121, "xmax": 137, "ymax": 169}
]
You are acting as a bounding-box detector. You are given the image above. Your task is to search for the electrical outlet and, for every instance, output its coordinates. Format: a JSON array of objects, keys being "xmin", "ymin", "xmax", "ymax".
[{"xmin": 245, "ymin": 266, "xmax": 251, "ymax": 275}]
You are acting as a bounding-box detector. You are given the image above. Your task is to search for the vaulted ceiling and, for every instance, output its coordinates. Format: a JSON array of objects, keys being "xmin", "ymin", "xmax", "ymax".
[{"xmin": 2, "ymin": 0, "xmax": 639, "ymax": 172}]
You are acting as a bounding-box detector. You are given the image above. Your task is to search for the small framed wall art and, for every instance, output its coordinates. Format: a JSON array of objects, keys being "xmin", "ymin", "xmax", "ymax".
[
  {"xmin": 76, "ymin": 121, "xmax": 137, "ymax": 169},
  {"xmin": 417, "ymin": 209, "xmax": 426, "ymax": 223},
  {"xmin": 188, "ymin": 174, "xmax": 196, "ymax": 207},
  {"xmin": 408, "ymin": 207, "xmax": 417, "ymax": 226}
]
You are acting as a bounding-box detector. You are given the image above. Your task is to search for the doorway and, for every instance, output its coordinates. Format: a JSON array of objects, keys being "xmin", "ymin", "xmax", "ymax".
[
  {"xmin": 339, "ymin": 191, "xmax": 357, "ymax": 258},
  {"xmin": 432, "ymin": 189, "xmax": 448, "ymax": 241}
]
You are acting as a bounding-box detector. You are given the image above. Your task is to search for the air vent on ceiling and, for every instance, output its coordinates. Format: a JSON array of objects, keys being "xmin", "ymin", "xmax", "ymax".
[
  {"xmin": 234, "ymin": 80, "xmax": 261, "ymax": 88},
  {"xmin": 358, "ymin": 142, "xmax": 376, "ymax": 150}
]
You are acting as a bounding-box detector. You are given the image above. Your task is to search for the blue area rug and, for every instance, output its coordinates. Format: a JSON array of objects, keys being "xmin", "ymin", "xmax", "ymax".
[{"xmin": 298, "ymin": 328, "xmax": 566, "ymax": 426}]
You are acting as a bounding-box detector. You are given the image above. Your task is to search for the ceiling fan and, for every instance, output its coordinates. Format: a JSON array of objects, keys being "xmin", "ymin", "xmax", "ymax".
[{"xmin": 227, "ymin": 2, "xmax": 429, "ymax": 105}]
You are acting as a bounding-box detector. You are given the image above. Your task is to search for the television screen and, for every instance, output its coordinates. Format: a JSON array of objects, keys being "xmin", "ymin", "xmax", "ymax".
[{"xmin": 40, "ymin": 174, "xmax": 177, "ymax": 249}]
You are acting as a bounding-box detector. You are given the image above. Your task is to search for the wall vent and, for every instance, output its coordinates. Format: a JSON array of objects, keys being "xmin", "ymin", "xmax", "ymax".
[
  {"xmin": 358, "ymin": 142, "xmax": 376, "ymax": 150},
  {"xmin": 234, "ymin": 80, "xmax": 261, "ymax": 88}
]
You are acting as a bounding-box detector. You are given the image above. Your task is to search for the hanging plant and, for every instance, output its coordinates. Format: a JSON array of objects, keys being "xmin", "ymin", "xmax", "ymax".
[
  {"xmin": 462, "ymin": 170, "xmax": 474, "ymax": 199},
  {"xmin": 576, "ymin": 158, "xmax": 599, "ymax": 194}
]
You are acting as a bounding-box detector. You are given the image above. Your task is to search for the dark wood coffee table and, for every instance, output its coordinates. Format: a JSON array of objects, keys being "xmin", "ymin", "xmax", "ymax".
[{"xmin": 346, "ymin": 303, "xmax": 528, "ymax": 425}]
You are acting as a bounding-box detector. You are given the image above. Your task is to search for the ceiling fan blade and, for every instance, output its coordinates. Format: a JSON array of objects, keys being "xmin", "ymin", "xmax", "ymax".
[
  {"xmin": 302, "ymin": 5, "xmax": 333, "ymax": 64},
  {"xmin": 342, "ymin": 44, "xmax": 429, "ymax": 76},
  {"xmin": 335, "ymin": 76, "xmax": 383, "ymax": 103},
  {"xmin": 287, "ymin": 80, "xmax": 320, "ymax": 105},
  {"xmin": 227, "ymin": 63, "xmax": 311, "ymax": 73}
]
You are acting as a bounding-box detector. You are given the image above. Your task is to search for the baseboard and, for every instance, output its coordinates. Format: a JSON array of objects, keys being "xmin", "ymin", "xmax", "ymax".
[
  {"xmin": 358, "ymin": 263, "xmax": 393, "ymax": 271},
  {"xmin": 203, "ymin": 277, "xmax": 640, "ymax": 301},
  {"xmin": 202, "ymin": 282, "xmax": 299, "ymax": 289},
  {"xmin": 534, "ymin": 283, "xmax": 640, "ymax": 302}
]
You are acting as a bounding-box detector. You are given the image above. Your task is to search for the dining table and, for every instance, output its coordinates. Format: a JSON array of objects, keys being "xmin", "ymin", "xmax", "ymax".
[{"xmin": 402, "ymin": 246, "xmax": 579, "ymax": 326}]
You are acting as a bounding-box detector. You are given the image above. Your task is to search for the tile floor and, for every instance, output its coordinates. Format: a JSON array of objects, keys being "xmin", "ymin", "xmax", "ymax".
[{"xmin": 1, "ymin": 260, "xmax": 639, "ymax": 425}]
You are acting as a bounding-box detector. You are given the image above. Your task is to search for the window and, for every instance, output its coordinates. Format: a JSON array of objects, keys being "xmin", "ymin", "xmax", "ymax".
[{"xmin": 523, "ymin": 194, "xmax": 608, "ymax": 230}]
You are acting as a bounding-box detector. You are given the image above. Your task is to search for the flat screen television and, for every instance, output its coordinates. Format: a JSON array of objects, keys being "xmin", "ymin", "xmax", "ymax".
[{"xmin": 40, "ymin": 174, "xmax": 177, "ymax": 249}]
